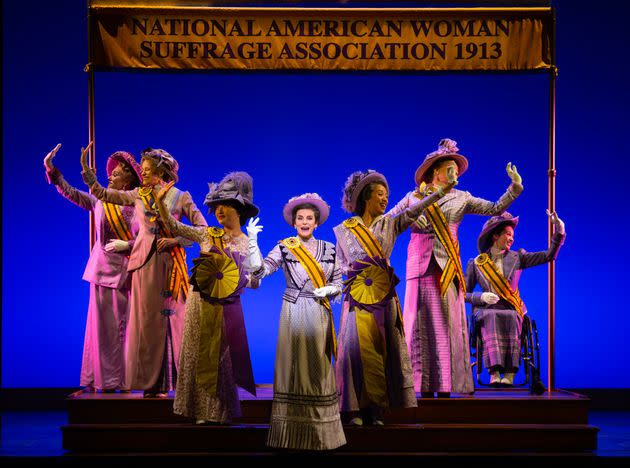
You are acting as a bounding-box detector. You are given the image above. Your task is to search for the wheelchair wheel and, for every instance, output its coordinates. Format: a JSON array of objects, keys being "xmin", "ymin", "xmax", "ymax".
[{"xmin": 528, "ymin": 319, "xmax": 545, "ymax": 395}]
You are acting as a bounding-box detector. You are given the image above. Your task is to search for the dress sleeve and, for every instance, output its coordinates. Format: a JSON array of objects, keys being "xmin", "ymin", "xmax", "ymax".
[
  {"xmin": 174, "ymin": 190, "xmax": 208, "ymax": 247},
  {"xmin": 252, "ymin": 244, "xmax": 283, "ymax": 280},
  {"xmin": 464, "ymin": 183, "xmax": 523, "ymax": 216},
  {"xmin": 465, "ymin": 258, "xmax": 486, "ymax": 306},
  {"xmin": 518, "ymin": 231, "xmax": 566, "ymax": 270},
  {"xmin": 46, "ymin": 167, "xmax": 96, "ymax": 211},
  {"xmin": 89, "ymin": 181, "xmax": 138, "ymax": 206},
  {"xmin": 391, "ymin": 189, "xmax": 444, "ymax": 235}
]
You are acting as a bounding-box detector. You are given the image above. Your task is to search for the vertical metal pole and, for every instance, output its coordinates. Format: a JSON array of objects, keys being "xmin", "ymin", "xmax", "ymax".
[
  {"xmin": 87, "ymin": 5, "xmax": 96, "ymax": 249},
  {"xmin": 547, "ymin": 8, "xmax": 557, "ymax": 394}
]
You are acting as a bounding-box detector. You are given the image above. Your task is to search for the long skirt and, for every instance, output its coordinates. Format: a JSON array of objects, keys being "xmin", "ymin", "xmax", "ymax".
[
  {"xmin": 336, "ymin": 296, "xmax": 417, "ymax": 413},
  {"xmin": 80, "ymin": 283, "xmax": 129, "ymax": 390},
  {"xmin": 474, "ymin": 308, "xmax": 522, "ymax": 371},
  {"xmin": 267, "ymin": 296, "xmax": 346, "ymax": 451},
  {"xmin": 125, "ymin": 247, "xmax": 186, "ymax": 391},
  {"xmin": 404, "ymin": 259, "xmax": 474, "ymax": 394},
  {"xmin": 173, "ymin": 289, "xmax": 241, "ymax": 423}
]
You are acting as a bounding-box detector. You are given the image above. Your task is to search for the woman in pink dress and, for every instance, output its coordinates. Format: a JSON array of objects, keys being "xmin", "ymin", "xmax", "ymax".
[{"xmin": 81, "ymin": 143, "xmax": 207, "ymax": 397}]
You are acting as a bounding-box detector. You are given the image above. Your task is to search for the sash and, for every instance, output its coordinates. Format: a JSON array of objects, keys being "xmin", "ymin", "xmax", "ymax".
[
  {"xmin": 342, "ymin": 217, "xmax": 403, "ymax": 330},
  {"xmin": 416, "ymin": 187, "xmax": 466, "ymax": 296},
  {"xmin": 475, "ymin": 253, "xmax": 525, "ymax": 318},
  {"xmin": 138, "ymin": 186, "xmax": 189, "ymax": 302},
  {"xmin": 280, "ymin": 236, "xmax": 337, "ymax": 360},
  {"xmin": 342, "ymin": 217, "xmax": 385, "ymax": 259},
  {"xmin": 102, "ymin": 202, "xmax": 133, "ymax": 241}
]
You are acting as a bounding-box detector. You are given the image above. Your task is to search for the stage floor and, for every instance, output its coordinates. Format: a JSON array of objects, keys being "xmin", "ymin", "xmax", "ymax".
[{"xmin": 1, "ymin": 410, "xmax": 629, "ymax": 458}]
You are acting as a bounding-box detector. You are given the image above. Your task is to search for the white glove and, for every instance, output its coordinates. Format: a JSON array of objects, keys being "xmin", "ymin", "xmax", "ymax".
[
  {"xmin": 546, "ymin": 209, "xmax": 565, "ymax": 235},
  {"xmin": 246, "ymin": 217, "xmax": 264, "ymax": 272},
  {"xmin": 481, "ymin": 292, "xmax": 500, "ymax": 305},
  {"xmin": 246, "ymin": 217, "xmax": 263, "ymax": 241},
  {"xmin": 313, "ymin": 285, "xmax": 341, "ymax": 298},
  {"xmin": 506, "ymin": 162, "xmax": 522, "ymax": 185},
  {"xmin": 105, "ymin": 239, "xmax": 131, "ymax": 252}
]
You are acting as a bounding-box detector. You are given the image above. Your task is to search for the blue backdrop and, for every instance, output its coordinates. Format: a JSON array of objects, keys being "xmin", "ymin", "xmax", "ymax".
[{"xmin": 3, "ymin": 0, "xmax": 628, "ymax": 389}]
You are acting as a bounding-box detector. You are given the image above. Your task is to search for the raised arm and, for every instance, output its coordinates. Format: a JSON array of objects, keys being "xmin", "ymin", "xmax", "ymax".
[
  {"xmin": 465, "ymin": 162, "xmax": 524, "ymax": 216},
  {"xmin": 392, "ymin": 181, "xmax": 455, "ymax": 235},
  {"xmin": 518, "ymin": 211, "xmax": 566, "ymax": 269},
  {"xmin": 251, "ymin": 243, "xmax": 283, "ymax": 281},
  {"xmin": 154, "ymin": 181, "xmax": 207, "ymax": 245},
  {"xmin": 45, "ymin": 143, "xmax": 96, "ymax": 211}
]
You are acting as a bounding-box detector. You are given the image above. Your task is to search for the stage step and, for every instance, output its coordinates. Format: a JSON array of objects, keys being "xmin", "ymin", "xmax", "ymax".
[
  {"xmin": 61, "ymin": 422, "xmax": 598, "ymax": 453},
  {"xmin": 66, "ymin": 388, "xmax": 590, "ymax": 425}
]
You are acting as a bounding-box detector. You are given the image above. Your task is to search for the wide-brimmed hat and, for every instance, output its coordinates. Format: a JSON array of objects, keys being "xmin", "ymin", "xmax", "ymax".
[
  {"xmin": 341, "ymin": 170, "xmax": 389, "ymax": 214},
  {"xmin": 204, "ymin": 171, "xmax": 259, "ymax": 222},
  {"xmin": 414, "ymin": 138, "xmax": 469, "ymax": 185},
  {"xmin": 283, "ymin": 193, "xmax": 330, "ymax": 226},
  {"xmin": 477, "ymin": 212, "xmax": 519, "ymax": 253},
  {"xmin": 106, "ymin": 151, "xmax": 142, "ymax": 188},
  {"xmin": 140, "ymin": 148, "xmax": 179, "ymax": 183}
]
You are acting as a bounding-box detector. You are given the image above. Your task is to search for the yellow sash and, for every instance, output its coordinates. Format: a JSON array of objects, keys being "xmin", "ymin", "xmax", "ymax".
[
  {"xmin": 417, "ymin": 187, "xmax": 466, "ymax": 296},
  {"xmin": 342, "ymin": 217, "xmax": 385, "ymax": 259},
  {"xmin": 280, "ymin": 237, "xmax": 337, "ymax": 360},
  {"xmin": 102, "ymin": 202, "xmax": 133, "ymax": 242},
  {"xmin": 342, "ymin": 217, "xmax": 403, "ymax": 329},
  {"xmin": 138, "ymin": 186, "xmax": 189, "ymax": 302},
  {"xmin": 475, "ymin": 253, "xmax": 525, "ymax": 318}
]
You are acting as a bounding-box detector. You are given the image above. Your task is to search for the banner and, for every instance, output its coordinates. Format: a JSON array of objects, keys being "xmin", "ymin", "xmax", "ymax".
[{"xmin": 90, "ymin": 7, "xmax": 553, "ymax": 71}]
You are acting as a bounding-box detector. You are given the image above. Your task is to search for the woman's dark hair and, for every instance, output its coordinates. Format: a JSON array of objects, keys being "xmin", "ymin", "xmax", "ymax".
[
  {"xmin": 354, "ymin": 182, "xmax": 387, "ymax": 216},
  {"xmin": 291, "ymin": 203, "xmax": 321, "ymax": 225},
  {"xmin": 118, "ymin": 162, "xmax": 140, "ymax": 189},
  {"xmin": 212, "ymin": 200, "xmax": 248, "ymax": 226}
]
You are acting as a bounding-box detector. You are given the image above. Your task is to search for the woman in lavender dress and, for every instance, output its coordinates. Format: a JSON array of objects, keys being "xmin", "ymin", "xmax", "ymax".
[
  {"xmin": 332, "ymin": 170, "xmax": 453, "ymax": 426},
  {"xmin": 247, "ymin": 193, "xmax": 346, "ymax": 451}
]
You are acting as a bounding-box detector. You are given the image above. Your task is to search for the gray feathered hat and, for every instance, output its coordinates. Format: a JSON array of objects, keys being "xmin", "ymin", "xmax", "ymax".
[{"xmin": 204, "ymin": 171, "xmax": 259, "ymax": 223}]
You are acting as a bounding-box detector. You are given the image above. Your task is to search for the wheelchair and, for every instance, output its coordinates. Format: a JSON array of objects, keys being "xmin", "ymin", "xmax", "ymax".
[{"xmin": 468, "ymin": 310, "xmax": 545, "ymax": 395}]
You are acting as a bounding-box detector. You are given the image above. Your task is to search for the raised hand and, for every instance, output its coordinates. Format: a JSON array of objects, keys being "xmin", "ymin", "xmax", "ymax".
[
  {"xmin": 155, "ymin": 181, "xmax": 175, "ymax": 201},
  {"xmin": 246, "ymin": 217, "xmax": 263, "ymax": 241},
  {"xmin": 506, "ymin": 162, "xmax": 522, "ymax": 185},
  {"xmin": 546, "ymin": 209, "xmax": 565, "ymax": 234},
  {"xmin": 44, "ymin": 143, "xmax": 62, "ymax": 170},
  {"xmin": 80, "ymin": 141, "xmax": 94, "ymax": 172}
]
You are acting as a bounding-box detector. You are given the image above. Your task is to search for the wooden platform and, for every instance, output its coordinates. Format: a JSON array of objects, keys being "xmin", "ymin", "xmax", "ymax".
[{"xmin": 62, "ymin": 385, "xmax": 598, "ymax": 455}]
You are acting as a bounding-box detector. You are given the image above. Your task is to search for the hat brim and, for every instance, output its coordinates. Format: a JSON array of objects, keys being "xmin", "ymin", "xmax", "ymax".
[
  {"xmin": 344, "ymin": 172, "xmax": 389, "ymax": 213},
  {"xmin": 206, "ymin": 199, "xmax": 259, "ymax": 221},
  {"xmin": 477, "ymin": 217, "xmax": 519, "ymax": 253},
  {"xmin": 106, "ymin": 152, "xmax": 142, "ymax": 186},
  {"xmin": 283, "ymin": 197, "xmax": 330, "ymax": 226},
  {"xmin": 414, "ymin": 153, "xmax": 468, "ymax": 186}
]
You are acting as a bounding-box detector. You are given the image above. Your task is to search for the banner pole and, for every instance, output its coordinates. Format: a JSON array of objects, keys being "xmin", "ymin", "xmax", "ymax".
[
  {"xmin": 547, "ymin": 7, "xmax": 557, "ymax": 394},
  {"xmin": 87, "ymin": 5, "xmax": 96, "ymax": 250}
]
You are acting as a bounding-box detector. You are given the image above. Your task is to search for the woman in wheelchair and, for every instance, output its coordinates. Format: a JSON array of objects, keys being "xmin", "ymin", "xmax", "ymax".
[{"xmin": 465, "ymin": 210, "xmax": 565, "ymax": 386}]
